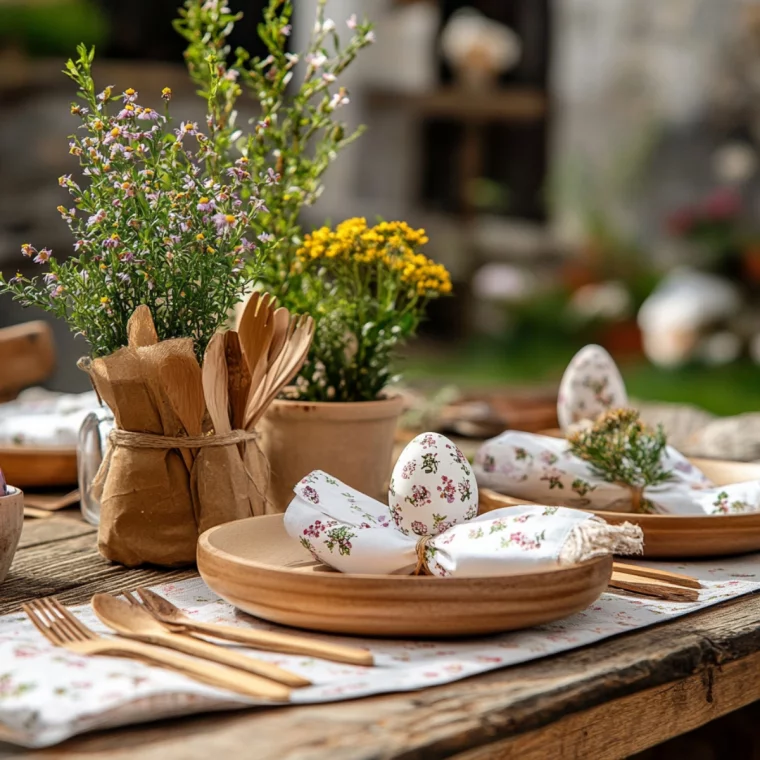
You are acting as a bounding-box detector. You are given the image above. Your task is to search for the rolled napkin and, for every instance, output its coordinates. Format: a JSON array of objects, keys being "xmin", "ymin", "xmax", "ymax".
[
  {"xmin": 285, "ymin": 459, "xmax": 643, "ymax": 577},
  {"xmin": 557, "ymin": 344, "xmax": 628, "ymax": 432},
  {"xmin": 474, "ymin": 430, "xmax": 760, "ymax": 515}
]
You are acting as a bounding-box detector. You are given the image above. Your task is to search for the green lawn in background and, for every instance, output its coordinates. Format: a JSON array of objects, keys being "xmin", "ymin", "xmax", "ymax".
[{"xmin": 401, "ymin": 339, "xmax": 760, "ymax": 417}]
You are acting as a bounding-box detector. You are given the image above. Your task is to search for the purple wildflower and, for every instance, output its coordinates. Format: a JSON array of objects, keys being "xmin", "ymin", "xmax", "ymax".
[{"xmin": 34, "ymin": 248, "xmax": 52, "ymax": 264}]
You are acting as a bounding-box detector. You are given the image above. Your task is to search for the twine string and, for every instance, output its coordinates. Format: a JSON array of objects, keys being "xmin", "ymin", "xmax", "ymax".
[
  {"xmin": 105, "ymin": 427, "xmax": 272, "ymax": 512},
  {"xmin": 107, "ymin": 428, "xmax": 259, "ymax": 449},
  {"xmin": 413, "ymin": 535, "xmax": 433, "ymax": 576}
]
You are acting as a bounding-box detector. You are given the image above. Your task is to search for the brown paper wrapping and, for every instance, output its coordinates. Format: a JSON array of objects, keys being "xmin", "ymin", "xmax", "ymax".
[{"xmin": 85, "ymin": 339, "xmax": 270, "ymax": 567}]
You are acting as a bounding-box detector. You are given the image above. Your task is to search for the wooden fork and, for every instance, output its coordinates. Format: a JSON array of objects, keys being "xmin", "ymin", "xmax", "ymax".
[{"xmin": 22, "ymin": 597, "xmax": 290, "ymax": 701}]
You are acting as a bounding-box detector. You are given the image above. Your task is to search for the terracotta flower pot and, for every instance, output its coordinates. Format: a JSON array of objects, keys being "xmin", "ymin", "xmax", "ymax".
[
  {"xmin": 0, "ymin": 486, "xmax": 24, "ymax": 584},
  {"xmin": 259, "ymin": 395, "xmax": 405, "ymax": 513}
]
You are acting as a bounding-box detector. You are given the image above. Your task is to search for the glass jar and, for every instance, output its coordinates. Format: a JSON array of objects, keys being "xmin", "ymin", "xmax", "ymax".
[{"xmin": 77, "ymin": 407, "xmax": 114, "ymax": 526}]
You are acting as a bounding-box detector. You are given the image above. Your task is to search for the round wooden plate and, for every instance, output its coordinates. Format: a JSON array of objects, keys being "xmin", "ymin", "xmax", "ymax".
[
  {"xmin": 197, "ymin": 514, "xmax": 613, "ymax": 638},
  {"xmin": 480, "ymin": 458, "xmax": 760, "ymax": 559},
  {"xmin": 0, "ymin": 446, "xmax": 78, "ymax": 488}
]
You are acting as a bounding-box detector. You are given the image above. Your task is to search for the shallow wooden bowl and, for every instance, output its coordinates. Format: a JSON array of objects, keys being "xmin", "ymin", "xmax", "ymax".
[
  {"xmin": 197, "ymin": 514, "xmax": 612, "ymax": 638},
  {"xmin": 0, "ymin": 447, "xmax": 78, "ymax": 488},
  {"xmin": 481, "ymin": 458, "xmax": 760, "ymax": 559}
]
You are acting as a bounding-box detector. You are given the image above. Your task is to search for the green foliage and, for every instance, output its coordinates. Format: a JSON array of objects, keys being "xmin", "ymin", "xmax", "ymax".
[
  {"xmin": 0, "ymin": 1, "xmax": 106, "ymax": 56},
  {"xmin": 568, "ymin": 408, "xmax": 673, "ymax": 491},
  {"xmin": 290, "ymin": 219, "xmax": 451, "ymax": 401},
  {"xmin": 0, "ymin": 44, "xmax": 273, "ymax": 359},
  {"xmin": 175, "ymin": 0, "xmax": 375, "ymax": 290}
]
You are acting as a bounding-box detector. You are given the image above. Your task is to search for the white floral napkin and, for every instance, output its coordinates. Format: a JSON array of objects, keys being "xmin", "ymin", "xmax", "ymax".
[
  {"xmin": 284, "ymin": 433, "xmax": 643, "ymax": 576},
  {"xmin": 471, "ymin": 343, "xmax": 760, "ymax": 516},
  {"xmin": 0, "ymin": 389, "xmax": 101, "ymax": 447},
  {"xmin": 557, "ymin": 344, "xmax": 628, "ymax": 432}
]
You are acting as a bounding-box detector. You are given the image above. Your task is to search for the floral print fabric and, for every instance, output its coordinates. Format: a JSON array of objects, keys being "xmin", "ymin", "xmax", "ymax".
[
  {"xmin": 474, "ymin": 431, "xmax": 760, "ymax": 515},
  {"xmin": 285, "ymin": 469, "xmax": 640, "ymax": 576},
  {"xmin": 3, "ymin": 560, "xmax": 760, "ymax": 749},
  {"xmin": 557, "ymin": 344, "xmax": 629, "ymax": 432}
]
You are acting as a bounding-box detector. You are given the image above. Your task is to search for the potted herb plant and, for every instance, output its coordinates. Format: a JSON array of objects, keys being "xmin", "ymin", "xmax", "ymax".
[{"xmin": 259, "ymin": 218, "xmax": 452, "ymax": 509}]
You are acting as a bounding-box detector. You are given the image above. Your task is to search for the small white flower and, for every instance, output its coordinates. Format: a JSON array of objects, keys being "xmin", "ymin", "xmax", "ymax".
[
  {"xmin": 282, "ymin": 71, "xmax": 293, "ymax": 86},
  {"xmin": 346, "ymin": 14, "xmax": 357, "ymax": 30},
  {"xmin": 322, "ymin": 18, "xmax": 336, "ymax": 33},
  {"xmin": 306, "ymin": 52, "xmax": 327, "ymax": 69},
  {"xmin": 364, "ymin": 30, "xmax": 376, "ymax": 43},
  {"xmin": 322, "ymin": 72, "xmax": 336, "ymax": 84}
]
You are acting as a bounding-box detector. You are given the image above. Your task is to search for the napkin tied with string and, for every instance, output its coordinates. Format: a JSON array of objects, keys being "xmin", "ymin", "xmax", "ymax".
[{"xmin": 284, "ymin": 471, "xmax": 642, "ymax": 577}]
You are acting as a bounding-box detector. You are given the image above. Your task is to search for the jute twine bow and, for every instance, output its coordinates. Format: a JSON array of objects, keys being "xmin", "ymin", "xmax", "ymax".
[
  {"xmin": 413, "ymin": 535, "xmax": 434, "ymax": 576},
  {"xmin": 98, "ymin": 428, "xmax": 272, "ymax": 511}
]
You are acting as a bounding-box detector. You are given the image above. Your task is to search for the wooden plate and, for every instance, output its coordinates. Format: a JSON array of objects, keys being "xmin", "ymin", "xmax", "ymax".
[
  {"xmin": 197, "ymin": 514, "xmax": 612, "ymax": 637},
  {"xmin": 480, "ymin": 458, "xmax": 760, "ymax": 559},
  {"xmin": 0, "ymin": 447, "xmax": 78, "ymax": 488}
]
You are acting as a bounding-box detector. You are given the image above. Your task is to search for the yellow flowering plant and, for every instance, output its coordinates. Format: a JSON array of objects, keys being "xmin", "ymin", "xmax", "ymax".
[{"xmin": 290, "ymin": 218, "xmax": 452, "ymax": 402}]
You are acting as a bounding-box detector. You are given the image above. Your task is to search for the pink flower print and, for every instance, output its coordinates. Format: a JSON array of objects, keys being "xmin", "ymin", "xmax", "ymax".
[
  {"xmin": 513, "ymin": 514, "xmax": 531, "ymax": 523},
  {"xmin": 437, "ymin": 475, "xmax": 456, "ymax": 503},
  {"xmin": 481, "ymin": 454, "xmax": 496, "ymax": 473},
  {"xmin": 457, "ymin": 479, "xmax": 472, "ymax": 502},
  {"xmin": 411, "ymin": 520, "xmax": 428, "ymax": 536},
  {"xmin": 420, "ymin": 434, "xmax": 437, "ymax": 449},
  {"xmin": 540, "ymin": 450, "xmax": 558, "ymax": 466},
  {"xmin": 303, "ymin": 519, "xmax": 334, "ymax": 539},
  {"xmin": 674, "ymin": 460, "xmax": 693, "ymax": 474},
  {"xmin": 405, "ymin": 484, "xmax": 432, "ymax": 508},
  {"xmin": 468, "ymin": 526, "xmax": 484, "ymax": 539},
  {"xmin": 388, "ymin": 504, "xmax": 405, "ymax": 531},
  {"xmin": 540, "ymin": 467, "xmax": 564, "ymax": 490},
  {"xmin": 401, "ymin": 461, "xmax": 417, "ymax": 479},
  {"xmin": 302, "ymin": 485, "xmax": 319, "ymax": 503},
  {"xmin": 432, "ymin": 513, "xmax": 454, "ymax": 533}
]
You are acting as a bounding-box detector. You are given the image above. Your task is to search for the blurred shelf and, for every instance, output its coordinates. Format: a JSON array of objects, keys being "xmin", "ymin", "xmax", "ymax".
[{"xmin": 365, "ymin": 86, "xmax": 547, "ymax": 122}]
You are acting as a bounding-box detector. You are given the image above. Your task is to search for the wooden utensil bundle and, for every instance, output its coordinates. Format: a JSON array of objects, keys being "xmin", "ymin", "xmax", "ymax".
[{"xmin": 81, "ymin": 300, "xmax": 314, "ymax": 566}]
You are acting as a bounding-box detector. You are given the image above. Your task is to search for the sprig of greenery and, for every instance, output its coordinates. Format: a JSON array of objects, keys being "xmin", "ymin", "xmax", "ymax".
[
  {"xmin": 0, "ymin": 43, "xmax": 274, "ymax": 359},
  {"xmin": 568, "ymin": 408, "xmax": 673, "ymax": 491},
  {"xmin": 175, "ymin": 0, "xmax": 375, "ymax": 288}
]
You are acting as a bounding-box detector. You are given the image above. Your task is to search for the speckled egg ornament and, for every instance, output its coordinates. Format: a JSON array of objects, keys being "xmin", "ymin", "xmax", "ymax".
[{"xmin": 389, "ymin": 432, "xmax": 478, "ymax": 537}]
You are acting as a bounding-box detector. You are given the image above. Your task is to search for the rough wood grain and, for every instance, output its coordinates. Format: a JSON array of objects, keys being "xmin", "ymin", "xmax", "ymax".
[
  {"xmin": 451, "ymin": 649, "xmax": 760, "ymax": 759},
  {"xmin": 0, "ymin": 522, "xmax": 194, "ymax": 615}
]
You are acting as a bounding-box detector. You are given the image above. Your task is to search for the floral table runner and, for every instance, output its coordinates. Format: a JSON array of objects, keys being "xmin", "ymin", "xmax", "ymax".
[{"xmin": 2, "ymin": 557, "xmax": 760, "ymax": 748}]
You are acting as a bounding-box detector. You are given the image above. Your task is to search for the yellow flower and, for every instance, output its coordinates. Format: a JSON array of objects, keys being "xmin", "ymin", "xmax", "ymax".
[
  {"xmin": 196, "ymin": 233, "xmax": 205, "ymax": 241},
  {"xmin": 100, "ymin": 296, "xmax": 109, "ymax": 304}
]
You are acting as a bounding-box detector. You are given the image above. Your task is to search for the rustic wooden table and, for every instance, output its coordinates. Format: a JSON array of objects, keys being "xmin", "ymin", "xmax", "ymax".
[{"xmin": 3, "ymin": 510, "xmax": 760, "ymax": 760}]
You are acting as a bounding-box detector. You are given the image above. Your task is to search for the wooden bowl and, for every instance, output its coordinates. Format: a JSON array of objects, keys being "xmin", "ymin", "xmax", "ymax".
[
  {"xmin": 197, "ymin": 514, "xmax": 612, "ymax": 638},
  {"xmin": 0, "ymin": 487, "xmax": 24, "ymax": 584},
  {"xmin": 480, "ymin": 458, "xmax": 760, "ymax": 559},
  {"xmin": 0, "ymin": 447, "xmax": 78, "ymax": 488}
]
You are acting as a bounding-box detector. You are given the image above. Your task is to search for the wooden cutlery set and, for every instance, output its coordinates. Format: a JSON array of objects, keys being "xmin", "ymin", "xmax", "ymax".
[{"xmin": 23, "ymin": 589, "xmax": 372, "ymax": 702}]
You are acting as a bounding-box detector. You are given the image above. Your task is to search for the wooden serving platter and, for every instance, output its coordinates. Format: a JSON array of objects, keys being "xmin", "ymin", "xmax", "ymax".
[
  {"xmin": 197, "ymin": 514, "xmax": 612, "ymax": 637},
  {"xmin": 481, "ymin": 458, "xmax": 760, "ymax": 559},
  {"xmin": 0, "ymin": 447, "xmax": 78, "ymax": 488}
]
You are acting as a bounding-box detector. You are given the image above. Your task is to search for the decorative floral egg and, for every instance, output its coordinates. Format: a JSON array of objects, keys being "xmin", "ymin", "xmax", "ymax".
[
  {"xmin": 557, "ymin": 344, "xmax": 628, "ymax": 432},
  {"xmin": 388, "ymin": 432, "xmax": 478, "ymax": 537}
]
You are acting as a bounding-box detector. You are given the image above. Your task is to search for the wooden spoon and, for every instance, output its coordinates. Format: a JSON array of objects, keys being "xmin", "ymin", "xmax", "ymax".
[
  {"xmin": 239, "ymin": 295, "xmax": 276, "ymax": 428},
  {"xmin": 202, "ymin": 333, "xmax": 231, "ymax": 435},
  {"xmin": 250, "ymin": 315, "xmax": 315, "ymax": 427},
  {"xmin": 91, "ymin": 594, "xmax": 308, "ymax": 688},
  {"xmin": 158, "ymin": 354, "xmax": 206, "ymax": 470},
  {"xmin": 224, "ymin": 331, "xmax": 251, "ymax": 430},
  {"xmin": 246, "ymin": 307, "xmax": 293, "ymax": 416},
  {"xmin": 127, "ymin": 305, "xmax": 158, "ymax": 348},
  {"xmin": 135, "ymin": 587, "xmax": 374, "ymax": 666}
]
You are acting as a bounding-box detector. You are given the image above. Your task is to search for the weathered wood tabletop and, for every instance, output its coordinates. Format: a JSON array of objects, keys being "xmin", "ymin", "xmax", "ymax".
[{"xmin": 3, "ymin": 509, "xmax": 760, "ymax": 760}]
